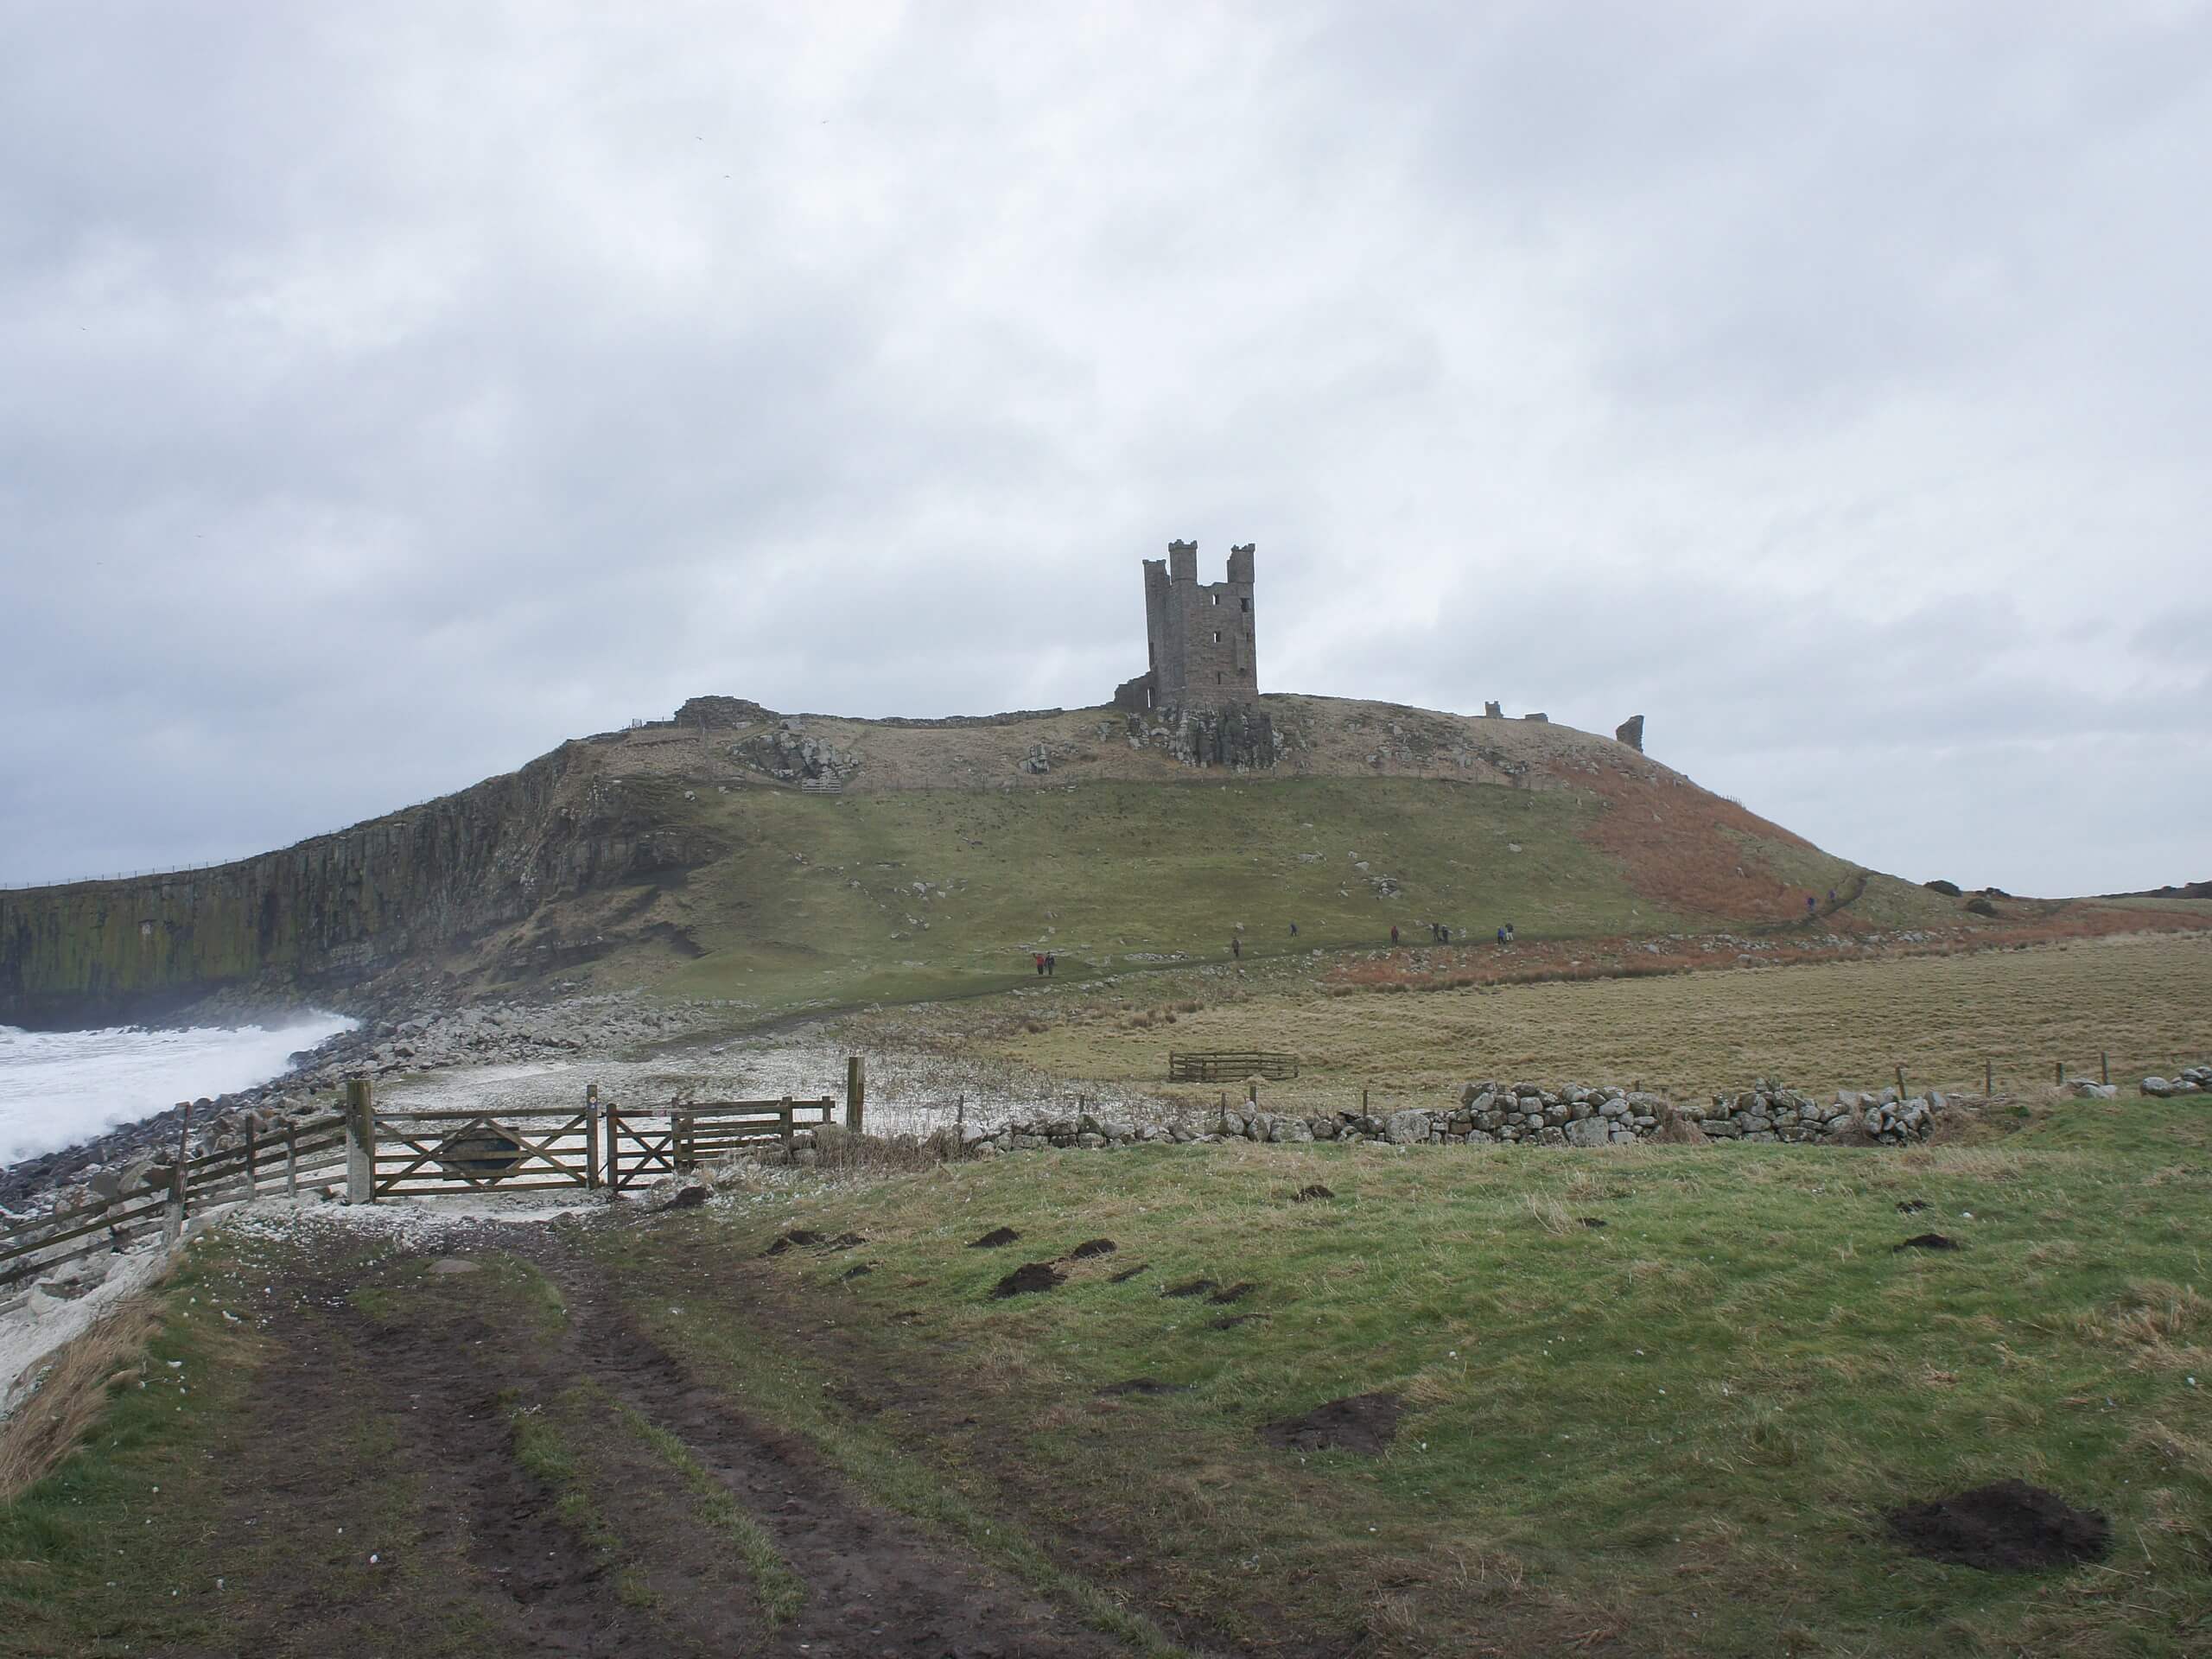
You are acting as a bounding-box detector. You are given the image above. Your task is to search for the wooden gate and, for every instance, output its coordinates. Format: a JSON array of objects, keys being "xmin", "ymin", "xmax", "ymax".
[
  {"xmin": 605, "ymin": 1097, "xmax": 836, "ymax": 1192},
  {"xmin": 370, "ymin": 1105, "xmax": 598, "ymax": 1196}
]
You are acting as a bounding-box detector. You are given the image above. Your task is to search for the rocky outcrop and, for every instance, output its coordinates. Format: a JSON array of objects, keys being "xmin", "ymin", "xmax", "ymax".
[
  {"xmin": 1122, "ymin": 703, "xmax": 1280, "ymax": 772},
  {"xmin": 1615, "ymin": 715, "xmax": 1644, "ymax": 752},
  {"xmin": 0, "ymin": 749, "xmax": 721, "ymax": 1030},
  {"xmin": 730, "ymin": 722, "xmax": 861, "ymax": 788}
]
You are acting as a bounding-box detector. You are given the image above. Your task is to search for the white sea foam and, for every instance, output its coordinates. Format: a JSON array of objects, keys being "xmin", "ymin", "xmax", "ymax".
[{"xmin": 0, "ymin": 1014, "xmax": 354, "ymax": 1163}]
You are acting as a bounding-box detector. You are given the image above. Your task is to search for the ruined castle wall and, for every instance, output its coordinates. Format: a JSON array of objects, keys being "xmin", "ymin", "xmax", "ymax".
[{"xmin": 1141, "ymin": 540, "xmax": 1255, "ymax": 710}]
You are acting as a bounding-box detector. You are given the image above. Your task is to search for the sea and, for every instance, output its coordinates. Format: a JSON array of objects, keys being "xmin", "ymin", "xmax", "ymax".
[{"xmin": 0, "ymin": 1014, "xmax": 355, "ymax": 1165}]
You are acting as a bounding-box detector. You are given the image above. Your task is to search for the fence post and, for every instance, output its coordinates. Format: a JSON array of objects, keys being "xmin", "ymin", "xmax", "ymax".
[
  {"xmin": 162, "ymin": 1166, "xmax": 183, "ymax": 1248},
  {"xmin": 285, "ymin": 1122, "xmax": 299, "ymax": 1197},
  {"xmin": 605, "ymin": 1100, "xmax": 621, "ymax": 1192},
  {"xmin": 584, "ymin": 1084, "xmax": 601, "ymax": 1191},
  {"xmin": 781, "ymin": 1097, "xmax": 795, "ymax": 1163},
  {"xmin": 1986, "ymin": 1058, "xmax": 1993, "ymax": 1097},
  {"xmin": 245, "ymin": 1118, "xmax": 258, "ymax": 1198},
  {"xmin": 2054, "ymin": 1058, "xmax": 2063, "ymax": 1085},
  {"xmin": 846, "ymin": 1056, "xmax": 865, "ymax": 1134},
  {"xmin": 1895, "ymin": 1065, "xmax": 1905, "ymax": 1097},
  {"xmin": 345, "ymin": 1077, "xmax": 375, "ymax": 1204},
  {"xmin": 2101, "ymin": 1051, "xmax": 2110, "ymax": 1085}
]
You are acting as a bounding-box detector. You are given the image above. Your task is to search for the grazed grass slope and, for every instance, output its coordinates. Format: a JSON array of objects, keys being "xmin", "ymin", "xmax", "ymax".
[
  {"xmin": 604, "ymin": 1097, "xmax": 2212, "ymax": 1657},
  {"xmin": 595, "ymin": 773, "xmax": 1952, "ymax": 1014},
  {"xmin": 852, "ymin": 929, "xmax": 2212, "ymax": 1107}
]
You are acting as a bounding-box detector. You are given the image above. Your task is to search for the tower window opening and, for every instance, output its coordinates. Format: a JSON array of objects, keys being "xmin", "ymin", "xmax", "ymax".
[
  {"xmin": 1241, "ymin": 597, "xmax": 1250, "ymax": 612},
  {"xmin": 1212, "ymin": 630, "xmax": 1222, "ymax": 643}
]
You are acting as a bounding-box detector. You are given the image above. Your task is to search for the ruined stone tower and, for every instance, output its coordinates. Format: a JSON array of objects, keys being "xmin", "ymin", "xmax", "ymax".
[{"xmin": 1115, "ymin": 540, "xmax": 1257, "ymax": 713}]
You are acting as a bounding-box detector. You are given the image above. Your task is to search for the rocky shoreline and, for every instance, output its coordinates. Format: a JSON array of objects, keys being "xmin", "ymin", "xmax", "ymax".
[{"xmin": 0, "ymin": 994, "xmax": 723, "ymax": 1211}]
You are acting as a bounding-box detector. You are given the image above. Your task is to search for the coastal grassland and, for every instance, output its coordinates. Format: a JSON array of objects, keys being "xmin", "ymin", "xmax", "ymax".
[
  {"xmin": 627, "ymin": 775, "xmax": 1910, "ymax": 1010},
  {"xmin": 599, "ymin": 1099, "xmax": 2212, "ymax": 1657},
  {"xmin": 849, "ymin": 929, "xmax": 2212, "ymax": 1108},
  {"xmin": 0, "ymin": 1233, "xmax": 505, "ymax": 1658}
]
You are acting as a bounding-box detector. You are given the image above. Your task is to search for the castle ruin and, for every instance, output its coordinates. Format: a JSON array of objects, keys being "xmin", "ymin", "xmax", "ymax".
[{"xmin": 1115, "ymin": 539, "xmax": 1257, "ymax": 714}]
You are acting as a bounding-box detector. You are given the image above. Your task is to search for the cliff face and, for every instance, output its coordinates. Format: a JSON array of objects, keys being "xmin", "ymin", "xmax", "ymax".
[{"xmin": 0, "ymin": 741, "xmax": 720, "ymax": 1030}]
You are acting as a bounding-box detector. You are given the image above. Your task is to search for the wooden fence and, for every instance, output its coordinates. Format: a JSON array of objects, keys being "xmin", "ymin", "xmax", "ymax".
[
  {"xmin": 1168, "ymin": 1051, "xmax": 1300, "ymax": 1083},
  {"xmin": 0, "ymin": 1060, "xmax": 874, "ymax": 1288},
  {"xmin": 0, "ymin": 1109, "xmax": 348, "ymax": 1289}
]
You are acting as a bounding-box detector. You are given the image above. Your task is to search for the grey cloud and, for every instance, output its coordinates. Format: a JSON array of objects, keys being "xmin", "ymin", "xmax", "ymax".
[{"xmin": 3, "ymin": 3, "xmax": 2206, "ymax": 898}]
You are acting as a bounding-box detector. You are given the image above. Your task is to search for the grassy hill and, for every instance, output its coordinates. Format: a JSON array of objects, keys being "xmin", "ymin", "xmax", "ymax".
[
  {"xmin": 1, "ymin": 692, "xmax": 1986, "ymax": 1027},
  {"xmin": 492, "ymin": 695, "xmax": 1962, "ymax": 1015}
]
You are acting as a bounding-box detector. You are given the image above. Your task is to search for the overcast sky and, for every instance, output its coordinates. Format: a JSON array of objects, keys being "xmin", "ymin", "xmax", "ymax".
[{"xmin": 3, "ymin": 3, "xmax": 2207, "ymax": 898}]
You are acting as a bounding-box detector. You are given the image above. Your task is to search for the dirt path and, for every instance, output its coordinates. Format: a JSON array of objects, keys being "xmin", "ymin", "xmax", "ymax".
[
  {"xmin": 191, "ymin": 1216, "xmax": 1135, "ymax": 1659},
  {"xmin": 521, "ymin": 1225, "xmax": 1128, "ymax": 1657}
]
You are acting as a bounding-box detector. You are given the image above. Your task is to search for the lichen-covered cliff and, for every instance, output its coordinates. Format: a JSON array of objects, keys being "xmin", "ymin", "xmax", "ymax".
[{"xmin": 0, "ymin": 740, "xmax": 720, "ymax": 1030}]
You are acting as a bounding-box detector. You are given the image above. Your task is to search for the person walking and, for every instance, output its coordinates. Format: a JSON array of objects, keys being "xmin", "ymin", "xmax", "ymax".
[
  {"xmin": 1389, "ymin": 924, "xmax": 1399, "ymax": 946},
  {"xmin": 1230, "ymin": 937, "xmax": 1242, "ymax": 960},
  {"xmin": 1288, "ymin": 921, "xmax": 1299, "ymax": 937},
  {"xmin": 1033, "ymin": 952, "xmax": 1045, "ymax": 976},
  {"xmin": 1046, "ymin": 952, "xmax": 1056, "ymax": 976}
]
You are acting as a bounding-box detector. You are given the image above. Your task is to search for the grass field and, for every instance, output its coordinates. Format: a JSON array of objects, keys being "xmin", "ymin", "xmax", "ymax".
[
  {"xmin": 843, "ymin": 929, "xmax": 2212, "ymax": 1109},
  {"xmin": 3, "ymin": 1090, "xmax": 2210, "ymax": 1655},
  {"xmin": 594, "ymin": 1097, "xmax": 2212, "ymax": 1656}
]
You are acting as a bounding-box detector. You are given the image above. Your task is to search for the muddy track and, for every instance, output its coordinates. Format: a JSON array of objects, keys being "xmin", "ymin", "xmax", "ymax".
[
  {"xmin": 368, "ymin": 1308, "xmax": 657, "ymax": 1655},
  {"xmin": 503, "ymin": 1223, "xmax": 1133, "ymax": 1657}
]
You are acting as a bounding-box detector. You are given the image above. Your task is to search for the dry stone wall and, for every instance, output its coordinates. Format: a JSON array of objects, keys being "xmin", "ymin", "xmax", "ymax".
[{"xmin": 952, "ymin": 1078, "xmax": 1967, "ymax": 1156}]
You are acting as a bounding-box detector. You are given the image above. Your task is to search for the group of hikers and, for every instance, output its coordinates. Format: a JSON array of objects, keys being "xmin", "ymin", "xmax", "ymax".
[{"xmin": 1033, "ymin": 918, "xmax": 1527, "ymax": 976}]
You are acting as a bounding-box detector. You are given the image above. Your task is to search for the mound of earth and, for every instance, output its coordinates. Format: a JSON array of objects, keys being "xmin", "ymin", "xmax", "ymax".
[
  {"xmin": 1896, "ymin": 1233, "xmax": 1961, "ymax": 1252},
  {"xmin": 968, "ymin": 1227, "xmax": 1020, "ymax": 1249},
  {"xmin": 1209, "ymin": 1282, "xmax": 1256, "ymax": 1304},
  {"xmin": 1260, "ymin": 1393, "xmax": 1403, "ymax": 1456},
  {"xmin": 1292, "ymin": 1184, "xmax": 1335, "ymax": 1202},
  {"xmin": 762, "ymin": 1230, "xmax": 824, "ymax": 1256},
  {"xmin": 1068, "ymin": 1238, "xmax": 1117, "ymax": 1260},
  {"xmin": 990, "ymin": 1262, "xmax": 1066, "ymax": 1299},
  {"xmin": 1098, "ymin": 1378, "xmax": 1188, "ymax": 1396},
  {"xmin": 1108, "ymin": 1263, "xmax": 1151, "ymax": 1284},
  {"xmin": 1162, "ymin": 1278, "xmax": 1217, "ymax": 1299},
  {"xmin": 1887, "ymin": 1480, "xmax": 2109, "ymax": 1570}
]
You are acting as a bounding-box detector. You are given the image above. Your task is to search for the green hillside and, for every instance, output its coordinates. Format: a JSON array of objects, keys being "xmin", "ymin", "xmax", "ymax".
[
  {"xmin": 591, "ymin": 775, "xmax": 1910, "ymax": 1014},
  {"xmin": 3, "ymin": 695, "xmax": 1971, "ymax": 1027}
]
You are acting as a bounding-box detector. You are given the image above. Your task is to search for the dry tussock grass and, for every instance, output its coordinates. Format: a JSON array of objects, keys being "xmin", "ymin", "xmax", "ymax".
[
  {"xmin": 0, "ymin": 1297, "xmax": 162, "ymax": 1503},
  {"xmin": 2079, "ymin": 1281, "xmax": 2212, "ymax": 1369},
  {"xmin": 1522, "ymin": 1194, "xmax": 1573, "ymax": 1236},
  {"xmin": 2133, "ymin": 1419, "xmax": 2212, "ymax": 1482}
]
